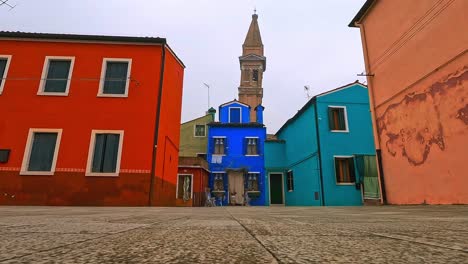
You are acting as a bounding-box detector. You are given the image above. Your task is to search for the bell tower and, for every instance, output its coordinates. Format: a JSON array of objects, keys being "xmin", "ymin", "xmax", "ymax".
[{"xmin": 238, "ymin": 13, "xmax": 266, "ymax": 122}]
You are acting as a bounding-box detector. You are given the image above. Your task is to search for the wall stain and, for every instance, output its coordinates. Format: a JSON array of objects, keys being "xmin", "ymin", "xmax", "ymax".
[{"xmin": 377, "ymin": 66, "xmax": 467, "ymax": 166}]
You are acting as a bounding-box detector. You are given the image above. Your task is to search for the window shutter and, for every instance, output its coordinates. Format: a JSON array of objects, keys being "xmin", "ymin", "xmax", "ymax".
[
  {"xmin": 103, "ymin": 62, "xmax": 128, "ymax": 94},
  {"xmin": 44, "ymin": 60, "xmax": 71, "ymax": 93},
  {"xmin": 328, "ymin": 108, "xmax": 334, "ymax": 130},
  {"xmin": 92, "ymin": 134, "xmax": 106, "ymax": 172},
  {"xmin": 102, "ymin": 134, "xmax": 120, "ymax": 173},
  {"xmin": 349, "ymin": 157, "xmax": 356, "ymax": 183},
  {"xmin": 334, "ymin": 158, "xmax": 341, "ymax": 182},
  {"xmin": 339, "ymin": 108, "xmax": 346, "ymax": 130},
  {"xmin": 28, "ymin": 133, "xmax": 57, "ymax": 171},
  {"xmin": 0, "ymin": 59, "xmax": 7, "ymax": 87}
]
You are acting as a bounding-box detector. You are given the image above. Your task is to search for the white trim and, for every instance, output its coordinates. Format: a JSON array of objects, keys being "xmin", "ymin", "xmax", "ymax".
[
  {"xmin": 328, "ymin": 106, "xmax": 349, "ymax": 133},
  {"xmin": 37, "ymin": 56, "xmax": 75, "ymax": 96},
  {"xmin": 228, "ymin": 107, "xmax": 242, "ymax": 123},
  {"xmin": 193, "ymin": 124, "xmax": 206, "ymax": 137},
  {"xmin": 0, "ymin": 55, "xmax": 12, "ymax": 95},
  {"xmin": 245, "ymin": 137, "xmax": 259, "ymax": 156},
  {"xmin": 245, "ymin": 136, "xmax": 259, "ymax": 139},
  {"xmin": 212, "ymin": 136, "xmax": 226, "ymax": 138},
  {"xmin": 97, "ymin": 58, "xmax": 132, "ymax": 97},
  {"xmin": 268, "ymin": 172, "xmax": 285, "ymax": 205},
  {"xmin": 245, "ymin": 155, "xmax": 260, "ymax": 156},
  {"xmin": 212, "ymin": 171, "xmax": 226, "ymax": 174},
  {"xmin": 316, "ymin": 83, "xmax": 367, "ymax": 98},
  {"xmin": 20, "ymin": 128, "xmax": 63, "ymax": 176},
  {"xmin": 85, "ymin": 130, "xmax": 124, "ymax": 177},
  {"xmin": 176, "ymin": 174, "xmax": 194, "ymax": 199},
  {"xmin": 333, "ymin": 155, "xmax": 356, "ymax": 185}
]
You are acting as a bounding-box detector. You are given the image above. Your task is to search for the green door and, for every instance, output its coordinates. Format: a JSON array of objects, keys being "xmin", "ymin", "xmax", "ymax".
[{"xmin": 270, "ymin": 173, "xmax": 283, "ymax": 204}]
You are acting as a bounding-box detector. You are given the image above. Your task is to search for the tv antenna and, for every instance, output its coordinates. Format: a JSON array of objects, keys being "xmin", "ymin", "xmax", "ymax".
[
  {"xmin": 0, "ymin": 0, "xmax": 17, "ymax": 10},
  {"xmin": 304, "ymin": 85, "xmax": 312, "ymax": 100},
  {"xmin": 203, "ymin": 83, "xmax": 210, "ymax": 109}
]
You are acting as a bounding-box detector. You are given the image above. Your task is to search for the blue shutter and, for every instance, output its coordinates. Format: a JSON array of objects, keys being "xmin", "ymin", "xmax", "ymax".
[
  {"xmin": 44, "ymin": 60, "xmax": 71, "ymax": 93},
  {"xmin": 223, "ymin": 138, "xmax": 228, "ymax": 155},
  {"xmin": 243, "ymin": 138, "xmax": 247, "ymax": 155},
  {"xmin": 103, "ymin": 62, "xmax": 128, "ymax": 94},
  {"xmin": 0, "ymin": 59, "xmax": 7, "ymax": 87},
  {"xmin": 28, "ymin": 133, "xmax": 57, "ymax": 171}
]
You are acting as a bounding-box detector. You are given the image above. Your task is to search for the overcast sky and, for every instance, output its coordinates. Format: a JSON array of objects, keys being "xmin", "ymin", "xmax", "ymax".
[{"xmin": 1, "ymin": 0, "xmax": 367, "ymax": 133}]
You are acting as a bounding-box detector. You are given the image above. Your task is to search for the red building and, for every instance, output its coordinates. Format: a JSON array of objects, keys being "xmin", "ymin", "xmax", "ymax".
[
  {"xmin": 176, "ymin": 157, "xmax": 210, "ymax": 207},
  {"xmin": 0, "ymin": 32, "xmax": 185, "ymax": 206}
]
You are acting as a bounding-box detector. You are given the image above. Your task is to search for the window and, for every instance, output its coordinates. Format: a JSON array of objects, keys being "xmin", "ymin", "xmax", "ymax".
[
  {"xmin": 38, "ymin": 56, "xmax": 74, "ymax": 95},
  {"xmin": 86, "ymin": 130, "xmax": 124, "ymax": 176},
  {"xmin": 245, "ymin": 137, "xmax": 259, "ymax": 155},
  {"xmin": 229, "ymin": 107, "xmax": 241, "ymax": 123},
  {"xmin": 177, "ymin": 174, "xmax": 193, "ymax": 201},
  {"xmin": 98, "ymin": 58, "xmax": 132, "ymax": 97},
  {"xmin": 194, "ymin": 125, "xmax": 206, "ymax": 137},
  {"xmin": 287, "ymin": 170, "xmax": 294, "ymax": 192},
  {"xmin": 213, "ymin": 173, "xmax": 225, "ymax": 191},
  {"xmin": 213, "ymin": 137, "xmax": 226, "ymax": 155},
  {"xmin": 335, "ymin": 157, "xmax": 356, "ymax": 184},
  {"xmin": 0, "ymin": 55, "xmax": 12, "ymax": 94},
  {"xmin": 20, "ymin": 129, "xmax": 62, "ymax": 175},
  {"xmin": 328, "ymin": 106, "xmax": 348, "ymax": 131},
  {"xmin": 245, "ymin": 173, "xmax": 259, "ymax": 191},
  {"xmin": 252, "ymin": 69, "xmax": 259, "ymax": 81}
]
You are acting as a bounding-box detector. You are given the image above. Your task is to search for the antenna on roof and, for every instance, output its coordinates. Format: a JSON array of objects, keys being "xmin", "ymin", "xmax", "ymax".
[
  {"xmin": 0, "ymin": 0, "xmax": 17, "ymax": 10},
  {"xmin": 304, "ymin": 85, "xmax": 311, "ymax": 100},
  {"xmin": 203, "ymin": 83, "xmax": 210, "ymax": 109}
]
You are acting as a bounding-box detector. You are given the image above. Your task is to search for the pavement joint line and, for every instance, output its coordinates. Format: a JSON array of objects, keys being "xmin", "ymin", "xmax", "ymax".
[
  {"xmin": 366, "ymin": 232, "xmax": 468, "ymax": 253},
  {"xmin": 225, "ymin": 208, "xmax": 281, "ymax": 264},
  {"xmin": 0, "ymin": 216, "xmax": 189, "ymax": 263}
]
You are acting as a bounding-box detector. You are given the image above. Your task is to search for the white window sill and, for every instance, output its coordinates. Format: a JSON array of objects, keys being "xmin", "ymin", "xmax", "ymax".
[
  {"xmin": 97, "ymin": 94, "xmax": 128, "ymax": 98},
  {"xmin": 37, "ymin": 92, "xmax": 69, "ymax": 96},
  {"xmin": 331, "ymin": 130, "xmax": 349, "ymax": 133},
  {"xmin": 194, "ymin": 136, "xmax": 206, "ymax": 138},
  {"xmin": 85, "ymin": 172, "xmax": 119, "ymax": 177},
  {"xmin": 20, "ymin": 171, "xmax": 54, "ymax": 176},
  {"xmin": 212, "ymin": 154, "xmax": 226, "ymax": 156},
  {"xmin": 245, "ymin": 155, "xmax": 259, "ymax": 156},
  {"xmin": 336, "ymin": 183, "xmax": 355, "ymax": 186}
]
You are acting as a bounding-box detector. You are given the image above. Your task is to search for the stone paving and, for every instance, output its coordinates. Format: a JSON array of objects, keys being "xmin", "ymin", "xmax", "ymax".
[{"xmin": 0, "ymin": 206, "xmax": 467, "ymax": 263}]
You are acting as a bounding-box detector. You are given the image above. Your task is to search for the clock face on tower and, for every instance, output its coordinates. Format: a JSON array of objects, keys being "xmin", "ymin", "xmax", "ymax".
[{"xmin": 238, "ymin": 13, "xmax": 266, "ymax": 122}]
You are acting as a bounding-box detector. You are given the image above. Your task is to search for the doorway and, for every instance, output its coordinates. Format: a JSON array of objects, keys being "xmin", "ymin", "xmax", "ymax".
[
  {"xmin": 269, "ymin": 173, "xmax": 284, "ymax": 205},
  {"xmin": 228, "ymin": 171, "xmax": 244, "ymax": 205}
]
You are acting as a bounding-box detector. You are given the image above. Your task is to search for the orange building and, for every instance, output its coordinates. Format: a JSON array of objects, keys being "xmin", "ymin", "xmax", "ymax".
[
  {"xmin": 0, "ymin": 32, "xmax": 185, "ymax": 206},
  {"xmin": 350, "ymin": 0, "xmax": 467, "ymax": 204}
]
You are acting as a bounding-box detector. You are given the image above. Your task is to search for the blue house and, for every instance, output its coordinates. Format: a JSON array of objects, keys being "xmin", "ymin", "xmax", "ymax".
[
  {"xmin": 265, "ymin": 82, "xmax": 379, "ymax": 206},
  {"xmin": 207, "ymin": 100, "xmax": 267, "ymax": 206}
]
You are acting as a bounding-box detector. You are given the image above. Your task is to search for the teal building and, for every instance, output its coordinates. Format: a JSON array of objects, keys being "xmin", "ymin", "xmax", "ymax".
[{"xmin": 265, "ymin": 82, "xmax": 379, "ymax": 206}]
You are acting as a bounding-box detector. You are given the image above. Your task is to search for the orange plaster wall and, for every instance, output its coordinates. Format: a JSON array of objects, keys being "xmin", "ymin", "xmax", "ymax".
[
  {"xmin": 0, "ymin": 39, "xmax": 184, "ymax": 205},
  {"xmin": 359, "ymin": 0, "xmax": 468, "ymax": 204}
]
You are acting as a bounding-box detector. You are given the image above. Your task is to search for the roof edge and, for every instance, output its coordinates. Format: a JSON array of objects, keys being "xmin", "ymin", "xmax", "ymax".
[{"xmin": 348, "ymin": 0, "xmax": 377, "ymax": 27}]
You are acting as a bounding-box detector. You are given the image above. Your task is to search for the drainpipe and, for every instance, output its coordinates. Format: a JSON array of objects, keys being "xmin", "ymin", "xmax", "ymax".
[
  {"xmin": 313, "ymin": 100, "xmax": 326, "ymax": 206},
  {"xmin": 149, "ymin": 41, "xmax": 167, "ymax": 206},
  {"xmin": 356, "ymin": 22, "xmax": 387, "ymax": 204}
]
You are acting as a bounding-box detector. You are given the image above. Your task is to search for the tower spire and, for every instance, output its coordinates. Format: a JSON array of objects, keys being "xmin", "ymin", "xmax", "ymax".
[{"xmin": 238, "ymin": 13, "xmax": 266, "ymax": 122}]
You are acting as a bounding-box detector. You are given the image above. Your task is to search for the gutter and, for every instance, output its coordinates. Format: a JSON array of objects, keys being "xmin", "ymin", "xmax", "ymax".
[
  {"xmin": 313, "ymin": 100, "xmax": 326, "ymax": 206},
  {"xmin": 149, "ymin": 42, "xmax": 167, "ymax": 206}
]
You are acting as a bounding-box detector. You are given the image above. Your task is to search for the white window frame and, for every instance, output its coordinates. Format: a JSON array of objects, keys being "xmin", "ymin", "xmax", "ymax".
[
  {"xmin": 245, "ymin": 136, "xmax": 260, "ymax": 156},
  {"xmin": 37, "ymin": 56, "xmax": 75, "ymax": 96},
  {"xmin": 86, "ymin": 130, "xmax": 124, "ymax": 177},
  {"xmin": 329, "ymin": 106, "xmax": 349, "ymax": 133},
  {"xmin": 194, "ymin": 124, "xmax": 206, "ymax": 137},
  {"xmin": 228, "ymin": 107, "xmax": 242, "ymax": 123},
  {"xmin": 333, "ymin": 155, "xmax": 356, "ymax": 185},
  {"xmin": 212, "ymin": 136, "xmax": 226, "ymax": 156},
  {"xmin": 98, "ymin": 58, "xmax": 132, "ymax": 98},
  {"xmin": 20, "ymin": 128, "xmax": 63, "ymax": 176},
  {"xmin": 176, "ymin": 174, "xmax": 194, "ymax": 199},
  {"xmin": 0, "ymin": 55, "xmax": 12, "ymax": 95}
]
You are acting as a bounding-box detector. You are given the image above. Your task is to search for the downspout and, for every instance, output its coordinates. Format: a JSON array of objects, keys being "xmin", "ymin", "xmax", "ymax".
[
  {"xmin": 149, "ymin": 41, "xmax": 167, "ymax": 206},
  {"xmin": 356, "ymin": 21, "xmax": 387, "ymax": 204},
  {"xmin": 313, "ymin": 100, "xmax": 326, "ymax": 206}
]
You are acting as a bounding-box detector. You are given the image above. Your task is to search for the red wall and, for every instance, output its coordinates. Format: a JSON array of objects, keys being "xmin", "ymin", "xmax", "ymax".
[
  {"xmin": 176, "ymin": 167, "xmax": 209, "ymax": 207},
  {"xmin": 0, "ymin": 38, "xmax": 184, "ymax": 206}
]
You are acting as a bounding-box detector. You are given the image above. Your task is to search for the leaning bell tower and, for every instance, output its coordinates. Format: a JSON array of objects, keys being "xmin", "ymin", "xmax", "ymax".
[{"xmin": 238, "ymin": 13, "xmax": 266, "ymax": 122}]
